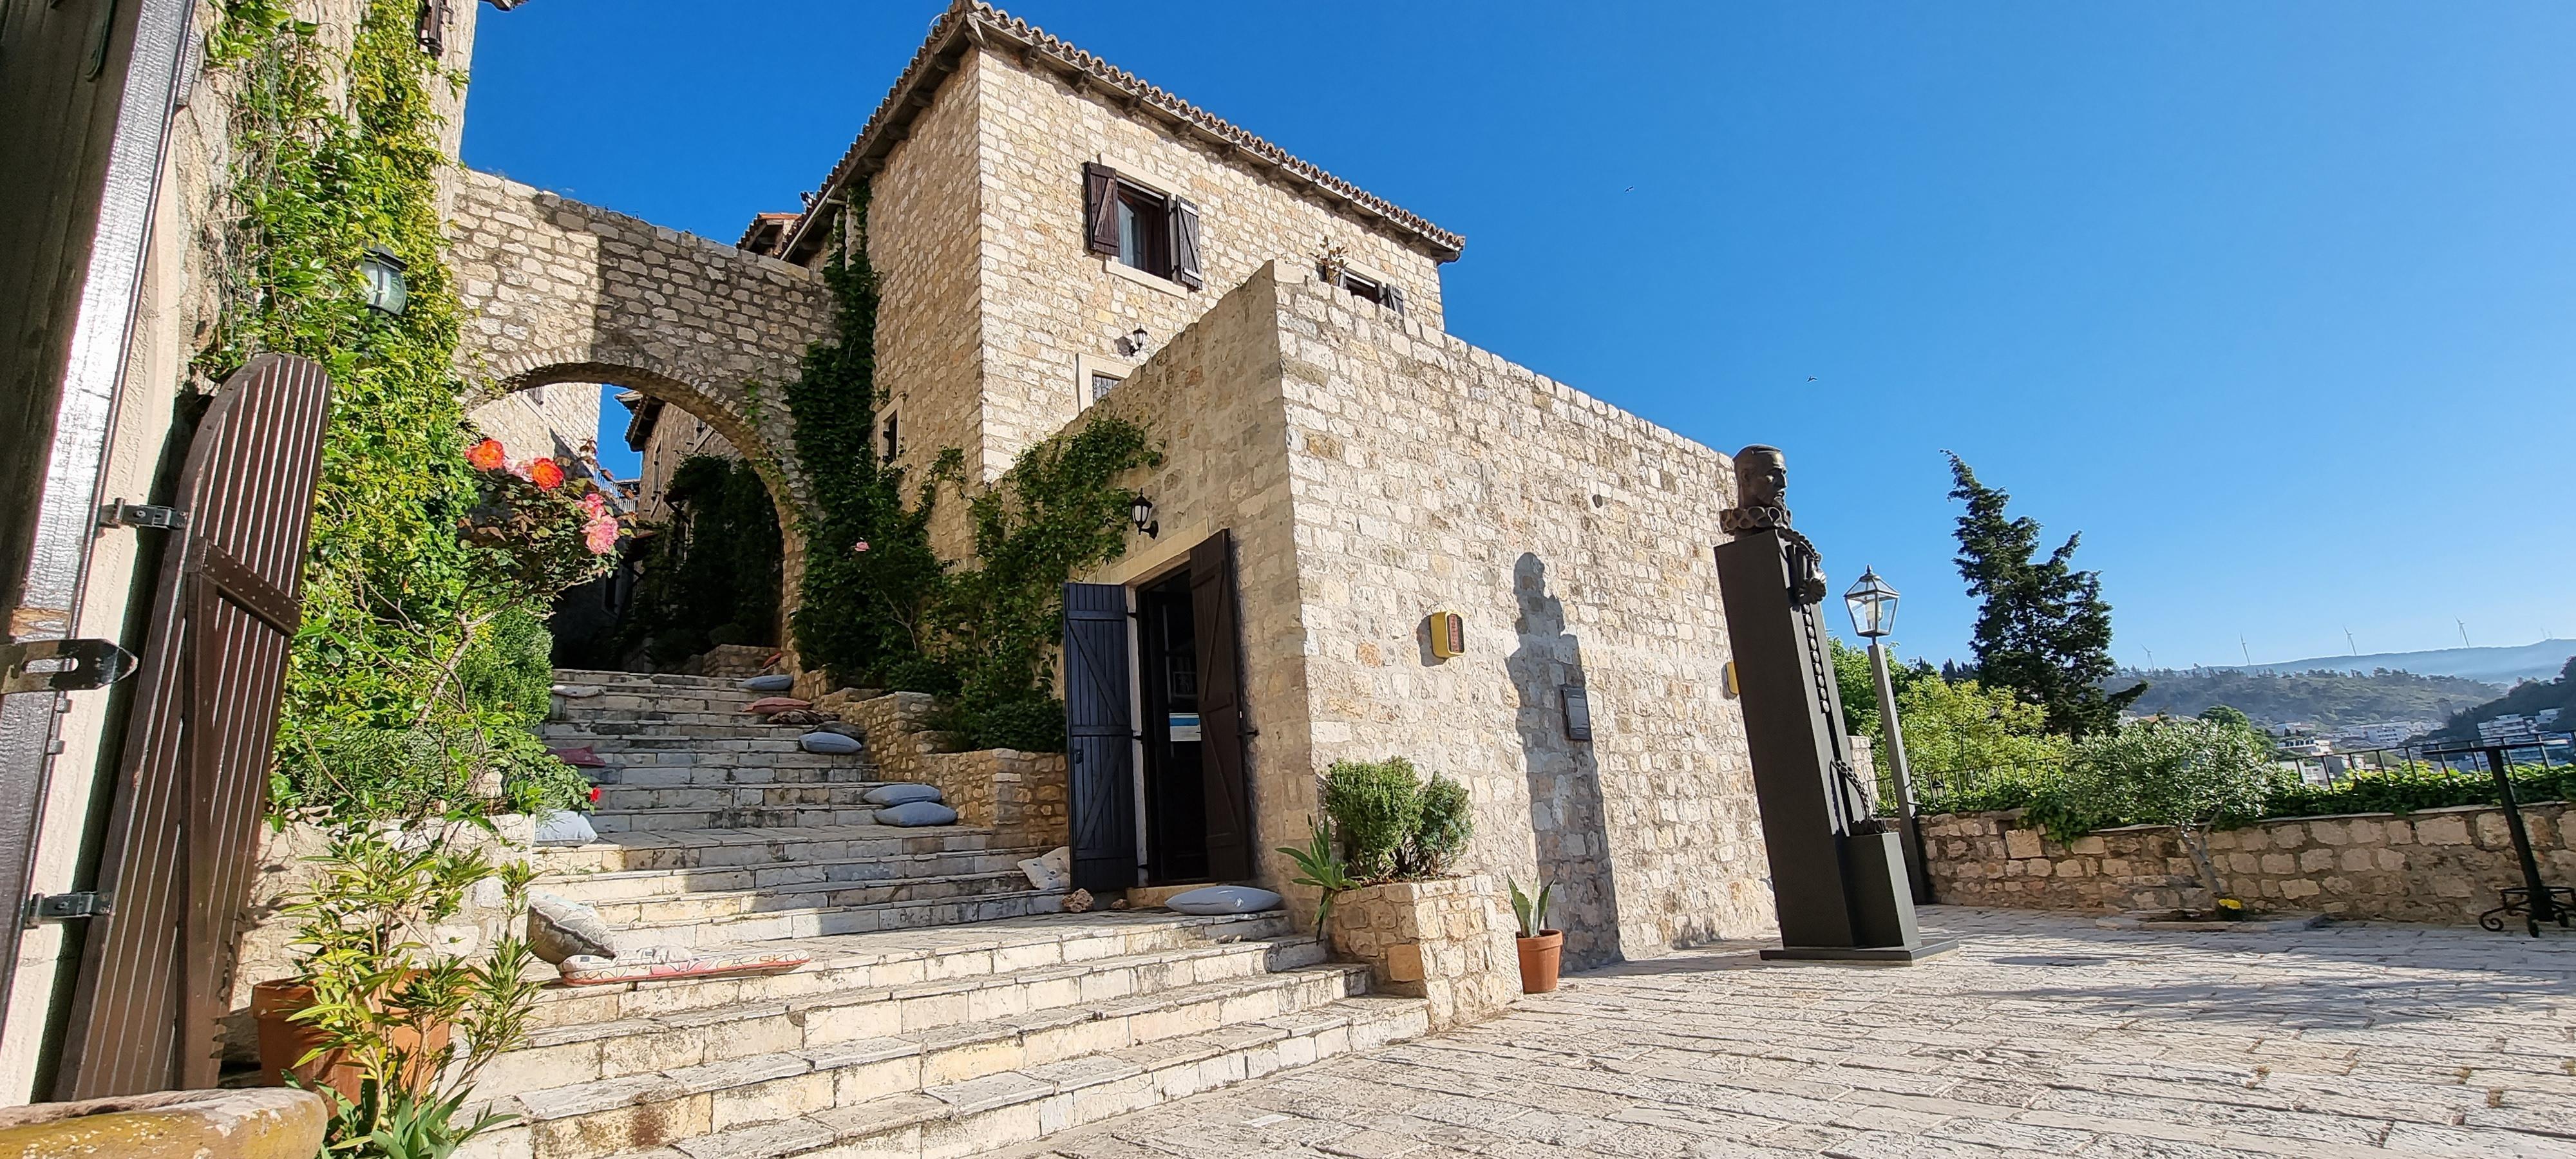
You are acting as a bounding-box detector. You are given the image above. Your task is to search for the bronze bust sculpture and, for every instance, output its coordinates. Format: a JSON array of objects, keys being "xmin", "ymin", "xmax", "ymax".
[{"xmin": 1722, "ymin": 445, "xmax": 1826, "ymax": 606}]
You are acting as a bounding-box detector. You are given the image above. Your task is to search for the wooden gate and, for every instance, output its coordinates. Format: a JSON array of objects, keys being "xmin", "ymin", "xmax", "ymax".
[
  {"xmin": 50, "ymin": 353, "xmax": 331, "ymax": 1098},
  {"xmin": 1063, "ymin": 581, "xmax": 1137, "ymax": 891},
  {"xmin": 1188, "ymin": 531, "xmax": 1254, "ymax": 881}
]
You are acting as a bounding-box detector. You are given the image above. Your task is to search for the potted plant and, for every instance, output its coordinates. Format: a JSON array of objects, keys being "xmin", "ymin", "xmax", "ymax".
[
  {"xmin": 1510, "ymin": 878, "xmax": 1561, "ymax": 993},
  {"xmin": 254, "ymin": 818, "xmax": 546, "ymax": 1155}
]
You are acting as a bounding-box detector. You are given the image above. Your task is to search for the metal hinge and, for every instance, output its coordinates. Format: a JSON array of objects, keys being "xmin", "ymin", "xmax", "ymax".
[
  {"xmin": 1, "ymin": 639, "xmax": 140, "ymax": 693},
  {"xmin": 97, "ymin": 500, "xmax": 187, "ymax": 532},
  {"xmin": 26, "ymin": 892, "xmax": 110, "ymax": 924}
]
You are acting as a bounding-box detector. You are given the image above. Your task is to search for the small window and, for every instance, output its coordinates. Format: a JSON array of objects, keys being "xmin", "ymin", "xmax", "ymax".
[
  {"xmin": 1084, "ymin": 163, "xmax": 1204, "ymax": 289},
  {"xmin": 1330, "ymin": 267, "xmax": 1407, "ymax": 315},
  {"xmin": 880, "ymin": 412, "xmax": 900, "ymax": 462},
  {"xmin": 1090, "ymin": 372, "xmax": 1124, "ymax": 404}
]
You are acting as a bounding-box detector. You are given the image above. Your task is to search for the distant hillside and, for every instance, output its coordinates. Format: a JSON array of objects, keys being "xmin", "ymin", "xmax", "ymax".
[
  {"xmin": 2216, "ymin": 639, "xmax": 2576, "ymax": 685},
  {"xmin": 2431, "ymin": 657, "xmax": 2576, "ymax": 744},
  {"xmin": 2111, "ymin": 667, "xmax": 2502, "ymax": 729}
]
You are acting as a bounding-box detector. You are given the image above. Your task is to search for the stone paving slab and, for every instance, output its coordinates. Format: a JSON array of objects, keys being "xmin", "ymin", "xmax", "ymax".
[{"xmin": 996, "ymin": 907, "xmax": 2576, "ymax": 1158}]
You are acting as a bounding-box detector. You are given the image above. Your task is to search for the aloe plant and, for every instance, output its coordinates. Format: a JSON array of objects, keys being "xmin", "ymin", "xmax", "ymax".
[
  {"xmin": 1508, "ymin": 877, "xmax": 1554, "ymax": 939},
  {"xmin": 1275, "ymin": 819, "xmax": 1357, "ymax": 928}
]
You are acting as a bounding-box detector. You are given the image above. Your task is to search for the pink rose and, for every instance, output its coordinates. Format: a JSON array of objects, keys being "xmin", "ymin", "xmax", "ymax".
[
  {"xmin": 584, "ymin": 516, "xmax": 620, "ymax": 554},
  {"xmin": 852, "ymin": 540, "xmax": 869, "ymax": 554},
  {"xmin": 580, "ymin": 491, "xmax": 607, "ymax": 516}
]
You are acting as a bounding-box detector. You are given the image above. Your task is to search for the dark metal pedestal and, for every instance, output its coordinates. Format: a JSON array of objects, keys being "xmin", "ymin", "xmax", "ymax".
[{"xmin": 1761, "ymin": 941, "xmax": 1960, "ymax": 963}]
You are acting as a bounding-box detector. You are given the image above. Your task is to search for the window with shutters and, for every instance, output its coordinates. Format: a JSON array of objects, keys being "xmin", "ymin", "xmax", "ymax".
[
  {"xmin": 1327, "ymin": 266, "xmax": 1408, "ymax": 315},
  {"xmin": 1085, "ymin": 162, "xmax": 1204, "ymax": 291}
]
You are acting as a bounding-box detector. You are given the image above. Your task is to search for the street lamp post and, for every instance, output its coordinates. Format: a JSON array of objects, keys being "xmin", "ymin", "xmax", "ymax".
[{"xmin": 1844, "ymin": 567, "xmax": 1932, "ymax": 904}]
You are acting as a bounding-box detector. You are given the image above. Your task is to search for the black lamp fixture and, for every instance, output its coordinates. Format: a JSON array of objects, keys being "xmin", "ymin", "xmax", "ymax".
[
  {"xmin": 1130, "ymin": 493, "xmax": 1158, "ymax": 539},
  {"xmin": 1115, "ymin": 327, "xmax": 1150, "ymax": 358},
  {"xmin": 360, "ymin": 245, "xmax": 410, "ymax": 317},
  {"xmin": 417, "ymin": 0, "xmax": 450, "ymax": 57},
  {"xmin": 1843, "ymin": 567, "xmax": 1899, "ymax": 639}
]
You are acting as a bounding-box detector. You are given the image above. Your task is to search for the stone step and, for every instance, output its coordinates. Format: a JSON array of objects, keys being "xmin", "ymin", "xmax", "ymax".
[
  {"xmin": 529, "ymin": 825, "xmax": 1012, "ymax": 876},
  {"xmin": 586, "ymin": 764, "xmax": 881, "ymax": 791},
  {"xmin": 590, "ymin": 802, "xmax": 931, "ymax": 833},
  {"xmin": 605, "ymin": 887, "xmax": 1071, "ymax": 948},
  {"xmin": 582, "ymin": 868, "xmax": 1042, "ymax": 928},
  {"xmin": 524, "ymin": 912, "xmax": 1295, "ymax": 1030},
  {"xmin": 477, "ymin": 995, "xmax": 1427, "ymax": 1159},
  {"xmin": 481, "ymin": 933, "xmax": 1328, "ymax": 1095},
  {"xmin": 539, "ymin": 729, "xmax": 861, "ymax": 753},
  {"xmin": 588, "ymin": 782, "xmax": 896, "ymax": 816},
  {"xmin": 536, "ymin": 845, "xmax": 1050, "ymax": 908},
  {"xmin": 547, "ymin": 709, "xmax": 800, "ymax": 728},
  {"xmin": 554, "ymin": 668, "xmax": 763, "ymax": 692}
]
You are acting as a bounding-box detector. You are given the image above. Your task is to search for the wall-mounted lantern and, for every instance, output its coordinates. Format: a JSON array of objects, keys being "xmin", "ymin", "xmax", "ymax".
[
  {"xmin": 1130, "ymin": 494, "xmax": 1158, "ymax": 539},
  {"xmin": 1426, "ymin": 611, "xmax": 1464, "ymax": 659},
  {"xmin": 417, "ymin": 0, "xmax": 451, "ymax": 57},
  {"xmin": 360, "ymin": 246, "xmax": 410, "ymax": 317},
  {"xmin": 1115, "ymin": 327, "xmax": 1150, "ymax": 358}
]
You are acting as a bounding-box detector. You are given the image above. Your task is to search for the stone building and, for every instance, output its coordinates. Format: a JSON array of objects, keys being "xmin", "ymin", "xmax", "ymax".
[
  {"xmin": 748, "ymin": 3, "xmax": 1777, "ymax": 966},
  {"xmin": 616, "ymin": 389, "xmax": 743, "ymax": 522}
]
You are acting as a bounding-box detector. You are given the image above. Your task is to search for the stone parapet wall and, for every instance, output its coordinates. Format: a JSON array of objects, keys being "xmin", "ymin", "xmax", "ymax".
[
  {"xmin": 1922, "ymin": 802, "xmax": 2573, "ymax": 923},
  {"xmin": 1327, "ymin": 876, "xmax": 1518, "ymax": 1030},
  {"xmin": 811, "ymin": 689, "xmax": 1069, "ymax": 850}
]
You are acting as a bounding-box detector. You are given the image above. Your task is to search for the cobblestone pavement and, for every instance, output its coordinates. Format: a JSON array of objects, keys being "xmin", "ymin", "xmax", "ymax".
[{"xmin": 1004, "ymin": 907, "xmax": 2575, "ymax": 1158}]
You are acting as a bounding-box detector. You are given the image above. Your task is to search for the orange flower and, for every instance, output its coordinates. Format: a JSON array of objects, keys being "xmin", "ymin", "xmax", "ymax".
[
  {"xmin": 467, "ymin": 438, "xmax": 507, "ymax": 471},
  {"xmin": 529, "ymin": 457, "xmax": 566, "ymax": 490}
]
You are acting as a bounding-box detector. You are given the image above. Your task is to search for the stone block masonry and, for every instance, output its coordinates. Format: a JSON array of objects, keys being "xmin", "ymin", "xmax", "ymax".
[
  {"xmin": 1922, "ymin": 801, "xmax": 2573, "ymax": 923},
  {"xmin": 1074, "ymin": 265, "xmax": 1776, "ymax": 969},
  {"xmin": 813, "ymin": 689, "xmax": 1070, "ymax": 851},
  {"xmin": 1326, "ymin": 876, "xmax": 1520, "ymax": 1031}
]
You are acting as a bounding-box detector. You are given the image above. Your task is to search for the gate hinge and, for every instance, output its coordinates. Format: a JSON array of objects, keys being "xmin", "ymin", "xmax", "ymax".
[
  {"xmin": 26, "ymin": 892, "xmax": 110, "ymax": 924},
  {"xmin": 97, "ymin": 500, "xmax": 187, "ymax": 532},
  {"xmin": 1, "ymin": 639, "xmax": 140, "ymax": 693}
]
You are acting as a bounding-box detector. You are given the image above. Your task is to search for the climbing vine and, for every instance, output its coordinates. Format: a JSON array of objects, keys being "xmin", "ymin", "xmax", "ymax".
[
  {"xmin": 784, "ymin": 187, "xmax": 1161, "ymax": 751},
  {"xmin": 207, "ymin": 0, "xmax": 585, "ymax": 818}
]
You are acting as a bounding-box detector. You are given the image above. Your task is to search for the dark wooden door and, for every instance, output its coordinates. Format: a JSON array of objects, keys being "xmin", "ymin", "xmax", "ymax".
[
  {"xmin": 52, "ymin": 353, "xmax": 332, "ymax": 1098},
  {"xmin": 1189, "ymin": 531, "xmax": 1254, "ymax": 881},
  {"xmin": 1062, "ymin": 582, "xmax": 1137, "ymax": 891}
]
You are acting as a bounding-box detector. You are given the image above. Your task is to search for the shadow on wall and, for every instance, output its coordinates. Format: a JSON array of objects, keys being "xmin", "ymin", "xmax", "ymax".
[{"xmin": 1507, "ymin": 552, "xmax": 1623, "ymax": 970}]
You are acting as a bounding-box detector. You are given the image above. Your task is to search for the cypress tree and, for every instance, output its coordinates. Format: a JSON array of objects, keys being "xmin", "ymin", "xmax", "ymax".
[{"xmin": 1944, "ymin": 452, "xmax": 2143, "ymax": 736}]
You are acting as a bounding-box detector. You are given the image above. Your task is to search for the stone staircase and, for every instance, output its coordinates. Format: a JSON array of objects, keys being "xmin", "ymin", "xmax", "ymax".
[{"xmin": 460, "ymin": 670, "xmax": 1429, "ymax": 1159}]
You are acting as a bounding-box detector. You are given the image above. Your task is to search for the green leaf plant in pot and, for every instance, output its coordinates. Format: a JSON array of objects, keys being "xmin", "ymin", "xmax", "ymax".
[
  {"xmin": 1509, "ymin": 878, "xmax": 1562, "ymax": 994},
  {"xmin": 252, "ymin": 818, "xmax": 546, "ymax": 1158}
]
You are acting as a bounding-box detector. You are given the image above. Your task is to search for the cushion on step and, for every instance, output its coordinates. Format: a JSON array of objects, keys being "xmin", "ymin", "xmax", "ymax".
[
  {"xmin": 862, "ymin": 782, "xmax": 942, "ymax": 806},
  {"xmin": 549, "ymin": 683, "xmax": 603, "ymax": 699},
  {"xmin": 548, "ymin": 746, "xmax": 607, "ymax": 768},
  {"xmin": 527, "ymin": 892, "xmax": 618, "ymax": 965},
  {"xmin": 872, "ymin": 800, "xmax": 959, "ymax": 827},
  {"xmin": 1164, "ymin": 885, "xmax": 1285, "ymax": 915},
  {"xmin": 556, "ymin": 945, "xmax": 810, "ymax": 986},
  {"xmin": 740, "ymin": 696, "xmax": 811, "ymax": 715},
  {"xmin": 1019, "ymin": 846, "xmax": 1072, "ymax": 891},
  {"xmin": 738, "ymin": 674, "xmax": 796, "ymax": 692},
  {"xmin": 533, "ymin": 809, "xmax": 599, "ymax": 846},
  {"xmin": 799, "ymin": 731, "xmax": 862, "ymax": 755}
]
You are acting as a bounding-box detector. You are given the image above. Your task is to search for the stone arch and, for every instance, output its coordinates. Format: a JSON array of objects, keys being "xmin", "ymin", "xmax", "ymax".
[{"xmin": 442, "ymin": 167, "xmax": 838, "ymax": 663}]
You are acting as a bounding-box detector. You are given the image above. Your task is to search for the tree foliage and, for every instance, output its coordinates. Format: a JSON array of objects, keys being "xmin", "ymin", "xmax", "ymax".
[
  {"xmin": 1944, "ymin": 453, "xmax": 2141, "ymax": 737},
  {"xmin": 1887, "ymin": 675, "xmax": 2071, "ymax": 781},
  {"xmin": 623, "ymin": 455, "xmax": 784, "ymax": 665},
  {"xmin": 2056, "ymin": 718, "xmax": 2278, "ymax": 900}
]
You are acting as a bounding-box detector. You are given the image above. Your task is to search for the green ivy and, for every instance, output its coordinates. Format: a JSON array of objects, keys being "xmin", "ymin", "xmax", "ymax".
[
  {"xmin": 620, "ymin": 455, "xmax": 784, "ymax": 664},
  {"xmin": 783, "ymin": 186, "xmax": 1160, "ymax": 751},
  {"xmin": 209, "ymin": 1, "xmax": 582, "ymax": 818}
]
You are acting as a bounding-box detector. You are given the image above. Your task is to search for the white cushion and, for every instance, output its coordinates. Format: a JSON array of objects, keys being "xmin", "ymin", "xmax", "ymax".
[
  {"xmin": 1165, "ymin": 885, "xmax": 1285, "ymax": 915},
  {"xmin": 862, "ymin": 782, "xmax": 942, "ymax": 806},
  {"xmin": 739, "ymin": 674, "xmax": 796, "ymax": 692},
  {"xmin": 533, "ymin": 809, "xmax": 599, "ymax": 845},
  {"xmin": 527, "ymin": 891, "xmax": 618, "ymax": 965},
  {"xmin": 800, "ymin": 731, "xmax": 862, "ymax": 755},
  {"xmin": 873, "ymin": 800, "xmax": 959, "ymax": 827}
]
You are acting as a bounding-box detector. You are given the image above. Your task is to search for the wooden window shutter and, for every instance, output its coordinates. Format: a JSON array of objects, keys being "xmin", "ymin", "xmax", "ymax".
[
  {"xmin": 1383, "ymin": 281, "xmax": 1407, "ymax": 315},
  {"xmin": 1083, "ymin": 164, "xmax": 1120, "ymax": 256},
  {"xmin": 1170, "ymin": 198, "xmax": 1204, "ymax": 290}
]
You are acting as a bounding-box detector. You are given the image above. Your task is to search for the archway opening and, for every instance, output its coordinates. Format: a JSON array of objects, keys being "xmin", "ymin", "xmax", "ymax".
[{"xmin": 465, "ymin": 366, "xmax": 805, "ymax": 676}]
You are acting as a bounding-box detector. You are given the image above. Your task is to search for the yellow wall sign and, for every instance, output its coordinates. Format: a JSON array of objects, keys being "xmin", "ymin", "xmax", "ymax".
[{"xmin": 1427, "ymin": 612, "xmax": 1466, "ymax": 659}]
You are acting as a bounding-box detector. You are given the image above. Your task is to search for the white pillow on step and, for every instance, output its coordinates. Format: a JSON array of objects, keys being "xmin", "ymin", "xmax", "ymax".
[
  {"xmin": 1165, "ymin": 885, "xmax": 1285, "ymax": 915},
  {"xmin": 800, "ymin": 731, "xmax": 862, "ymax": 755},
  {"xmin": 862, "ymin": 782, "xmax": 942, "ymax": 806},
  {"xmin": 873, "ymin": 800, "xmax": 958, "ymax": 827}
]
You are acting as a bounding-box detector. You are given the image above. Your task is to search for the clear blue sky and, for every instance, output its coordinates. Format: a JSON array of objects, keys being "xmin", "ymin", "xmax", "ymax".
[{"xmin": 466, "ymin": 1, "xmax": 2576, "ymax": 672}]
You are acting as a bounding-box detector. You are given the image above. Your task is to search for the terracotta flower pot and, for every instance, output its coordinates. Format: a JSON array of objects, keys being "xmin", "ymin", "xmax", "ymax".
[
  {"xmin": 1515, "ymin": 930, "xmax": 1564, "ymax": 994},
  {"xmin": 251, "ymin": 979, "xmax": 450, "ymax": 1104}
]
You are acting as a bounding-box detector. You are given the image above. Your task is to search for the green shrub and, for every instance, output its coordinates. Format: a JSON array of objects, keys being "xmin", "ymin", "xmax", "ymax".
[
  {"xmin": 455, "ymin": 607, "xmax": 553, "ymax": 726},
  {"xmin": 1406, "ymin": 775, "xmax": 1473, "ymax": 877},
  {"xmin": 1321, "ymin": 758, "xmax": 1423, "ymax": 880}
]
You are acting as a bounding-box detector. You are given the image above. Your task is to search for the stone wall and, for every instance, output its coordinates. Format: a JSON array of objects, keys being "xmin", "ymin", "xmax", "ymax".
[
  {"xmin": 1327, "ymin": 876, "xmax": 1519, "ymax": 1031},
  {"xmin": 1074, "ymin": 265, "xmax": 1775, "ymax": 968},
  {"xmin": 1922, "ymin": 803, "xmax": 2574, "ymax": 923},
  {"xmin": 466, "ymin": 382, "xmax": 601, "ymax": 464},
  {"xmin": 811, "ymin": 690, "xmax": 1069, "ymax": 851}
]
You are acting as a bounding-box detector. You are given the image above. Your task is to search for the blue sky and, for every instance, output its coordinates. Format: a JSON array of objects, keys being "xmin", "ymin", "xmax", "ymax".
[{"xmin": 466, "ymin": 1, "xmax": 2576, "ymax": 672}]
